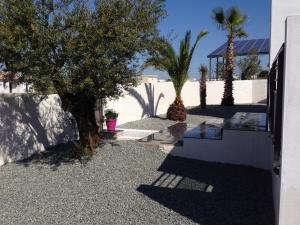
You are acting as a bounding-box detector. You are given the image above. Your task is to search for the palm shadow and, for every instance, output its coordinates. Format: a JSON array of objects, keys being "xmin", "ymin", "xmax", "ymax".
[
  {"xmin": 137, "ymin": 155, "xmax": 274, "ymax": 225},
  {"xmin": 128, "ymin": 83, "xmax": 164, "ymax": 118}
]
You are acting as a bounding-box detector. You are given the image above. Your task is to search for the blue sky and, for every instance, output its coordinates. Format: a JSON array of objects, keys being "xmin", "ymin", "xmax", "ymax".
[{"xmin": 143, "ymin": 0, "xmax": 271, "ymax": 79}]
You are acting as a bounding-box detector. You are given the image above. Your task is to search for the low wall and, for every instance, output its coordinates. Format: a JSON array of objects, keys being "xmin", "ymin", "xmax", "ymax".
[
  {"xmin": 162, "ymin": 130, "xmax": 274, "ymax": 170},
  {"xmin": 0, "ymin": 81, "xmax": 28, "ymax": 94},
  {"xmin": 106, "ymin": 79, "xmax": 267, "ymax": 125},
  {"xmin": 0, "ymin": 94, "xmax": 76, "ymax": 166}
]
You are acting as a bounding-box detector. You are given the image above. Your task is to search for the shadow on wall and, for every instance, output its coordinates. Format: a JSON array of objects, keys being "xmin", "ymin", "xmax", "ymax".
[
  {"xmin": 0, "ymin": 94, "xmax": 77, "ymax": 165},
  {"xmin": 137, "ymin": 155, "xmax": 275, "ymax": 225},
  {"xmin": 128, "ymin": 83, "xmax": 164, "ymax": 118}
]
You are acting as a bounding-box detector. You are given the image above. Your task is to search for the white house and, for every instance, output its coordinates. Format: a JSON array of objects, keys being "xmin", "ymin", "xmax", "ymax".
[{"xmin": 270, "ymin": 1, "xmax": 300, "ymax": 225}]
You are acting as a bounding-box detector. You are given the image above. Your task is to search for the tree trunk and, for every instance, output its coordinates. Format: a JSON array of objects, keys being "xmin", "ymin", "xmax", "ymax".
[
  {"xmin": 60, "ymin": 93, "xmax": 100, "ymax": 155},
  {"xmin": 96, "ymin": 99, "xmax": 104, "ymax": 134},
  {"xmin": 167, "ymin": 96, "xmax": 187, "ymax": 121},
  {"xmin": 200, "ymin": 74, "xmax": 207, "ymax": 109},
  {"xmin": 221, "ymin": 35, "xmax": 235, "ymax": 106}
]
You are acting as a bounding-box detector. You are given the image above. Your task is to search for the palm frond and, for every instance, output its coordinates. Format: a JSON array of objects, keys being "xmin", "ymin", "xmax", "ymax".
[
  {"xmin": 226, "ymin": 6, "xmax": 247, "ymax": 26},
  {"xmin": 144, "ymin": 30, "xmax": 206, "ymax": 99},
  {"xmin": 199, "ymin": 64, "xmax": 208, "ymax": 75},
  {"xmin": 143, "ymin": 38, "xmax": 174, "ymax": 71},
  {"xmin": 213, "ymin": 6, "xmax": 247, "ymax": 39},
  {"xmin": 212, "ymin": 7, "xmax": 226, "ymax": 29},
  {"xmin": 187, "ymin": 30, "xmax": 208, "ymax": 66},
  {"xmin": 235, "ymin": 28, "xmax": 248, "ymax": 38}
]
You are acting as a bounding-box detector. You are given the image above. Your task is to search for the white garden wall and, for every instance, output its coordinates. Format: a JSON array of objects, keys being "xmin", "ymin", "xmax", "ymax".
[
  {"xmin": 0, "ymin": 94, "xmax": 76, "ymax": 166},
  {"xmin": 106, "ymin": 80, "xmax": 267, "ymax": 125},
  {"xmin": 0, "ymin": 81, "xmax": 28, "ymax": 94}
]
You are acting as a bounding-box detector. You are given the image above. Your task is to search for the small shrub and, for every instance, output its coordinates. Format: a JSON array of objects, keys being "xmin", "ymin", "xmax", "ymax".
[{"xmin": 105, "ymin": 109, "xmax": 118, "ymax": 120}]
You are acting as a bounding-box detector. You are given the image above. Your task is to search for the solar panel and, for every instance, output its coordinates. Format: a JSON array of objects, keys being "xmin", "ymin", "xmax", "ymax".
[
  {"xmin": 252, "ymin": 39, "xmax": 262, "ymax": 52},
  {"xmin": 207, "ymin": 38, "xmax": 270, "ymax": 58},
  {"xmin": 209, "ymin": 43, "xmax": 227, "ymax": 56},
  {"xmin": 233, "ymin": 40, "xmax": 245, "ymax": 53}
]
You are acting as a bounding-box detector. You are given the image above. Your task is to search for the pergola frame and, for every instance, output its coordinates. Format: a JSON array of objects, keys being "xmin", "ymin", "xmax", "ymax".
[{"xmin": 207, "ymin": 38, "xmax": 270, "ymax": 80}]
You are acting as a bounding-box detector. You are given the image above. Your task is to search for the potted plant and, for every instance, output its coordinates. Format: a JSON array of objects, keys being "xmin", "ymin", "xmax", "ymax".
[{"xmin": 105, "ymin": 109, "xmax": 118, "ymax": 132}]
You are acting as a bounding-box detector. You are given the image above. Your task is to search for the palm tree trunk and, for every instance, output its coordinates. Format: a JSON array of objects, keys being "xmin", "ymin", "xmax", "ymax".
[
  {"xmin": 167, "ymin": 95, "xmax": 187, "ymax": 121},
  {"xmin": 200, "ymin": 73, "xmax": 207, "ymax": 109},
  {"xmin": 221, "ymin": 35, "xmax": 235, "ymax": 106}
]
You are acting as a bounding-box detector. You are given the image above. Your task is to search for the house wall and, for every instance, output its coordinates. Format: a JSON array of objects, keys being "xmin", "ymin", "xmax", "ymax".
[
  {"xmin": 270, "ymin": 1, "xmax": 300, "ymax": 224},
  {"xmin": 278, "ymin": 15, "xmax": 300, "ymax": 225},
  {"xmin": 270, "ymin": 0, "xmax": 300, "ymax": 63},
  {"xmin": 106, "ymin": 80, "xmax": 267, "ymax": 125},
  {"xmin": 0, "ymin": 94, "xmax": 77, "ymax": 166}
]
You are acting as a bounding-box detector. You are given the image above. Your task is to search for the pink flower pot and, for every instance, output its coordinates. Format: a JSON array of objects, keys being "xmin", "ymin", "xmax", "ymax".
[{"xmin": 106, "ymin": 119, "xmax": 117, "ymax": 132}]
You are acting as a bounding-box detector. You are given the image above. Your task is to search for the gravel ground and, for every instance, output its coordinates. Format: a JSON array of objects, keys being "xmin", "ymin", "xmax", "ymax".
[
  {"xmin": 119, "ymin": 104, "xmax": 267, "ymax": 130},
  {"xmin": 0, "ymin": 140, "xmax": 274, "ymax": 225}
]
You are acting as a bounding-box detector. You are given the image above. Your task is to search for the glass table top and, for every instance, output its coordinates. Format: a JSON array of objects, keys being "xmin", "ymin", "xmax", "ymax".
[
  {"xmin": 223, "ymin": 112, "xmax": 267, "ymax": 131},
  {"xmin": 139, "ymin": 122, "xmax": 223, "ymax": 145}
]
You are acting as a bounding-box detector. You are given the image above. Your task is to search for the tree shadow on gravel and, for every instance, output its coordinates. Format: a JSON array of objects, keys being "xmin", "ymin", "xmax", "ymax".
[
  {"xmin": 187, "ymin": 104, "xmax": 267, "ymax": 119},
  {"xmin": 137, "ymin": 155, "xmax": 274, "ymax": 225},
  {"xmin": 16, "ymin": 142, "xmax": 91, "ymax": 171}
]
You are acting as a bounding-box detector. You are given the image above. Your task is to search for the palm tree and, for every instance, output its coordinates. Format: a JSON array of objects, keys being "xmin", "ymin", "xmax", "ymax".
[
  {"xmin": 212, "ymin": 6, "xmax": 247, "ymax": 106},
  {"xmin": 199, "ymin": 65, "xmax": 208, "ymax": 109},
  {"xmin": 145, "ymin": 30, "xmax": 208, "ymax": 121}
]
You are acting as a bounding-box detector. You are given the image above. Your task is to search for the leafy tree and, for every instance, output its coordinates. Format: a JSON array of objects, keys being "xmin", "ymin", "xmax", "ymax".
[
  {"xmin": 199, "ymin": 65, "xmax": 208, "ymax": 109},
  {"xmin": 258, "ymin": 70, "xmax": 269, "ymax": 79},
  {"xmin": 212, "ymin": 6, "xmax": 247, "ymax": 106},
  {"xmin": 145, "ymin": 30, "xmax": 208, "ymax": 121},
  {"xmin": 237, "ymin": 53, "xmax": 262, "ymax": 80},
  {"xmin": 0, "ymin": 0, "xmax": 166, "ymax": 153}
]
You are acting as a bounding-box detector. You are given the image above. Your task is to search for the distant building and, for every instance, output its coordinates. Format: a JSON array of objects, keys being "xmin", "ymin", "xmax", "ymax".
[
  {"xmin": 188, "ymin": 77, "xmax": 198, "ymax": 82},
  {"xmin": 158, "ymin": 79, "xmax": 167, "ymax": 82},
  {"xmin": 139, "ymin": 75, "xmax": 158, "ymax": 83}
]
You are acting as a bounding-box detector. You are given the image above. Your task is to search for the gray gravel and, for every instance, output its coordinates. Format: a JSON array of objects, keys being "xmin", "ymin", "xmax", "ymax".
[{"xmin": 0, "ymin": 140, "xmax": 274, "ymax": 225}]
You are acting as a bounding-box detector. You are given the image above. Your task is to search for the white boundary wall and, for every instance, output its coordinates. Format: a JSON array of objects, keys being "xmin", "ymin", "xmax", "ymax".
[
  {"xmin": 106, "ymin": 80, "xmax": 267, "ymax": 125},
  {"xmin": 0, "ymin": 94, "xmax": 76, "ymax": 166},
  {"xmin": 0, "ymin": 81, "xmax": 28, "ymax": 94}
]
